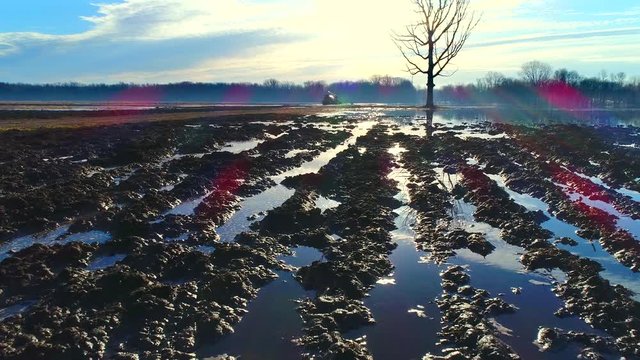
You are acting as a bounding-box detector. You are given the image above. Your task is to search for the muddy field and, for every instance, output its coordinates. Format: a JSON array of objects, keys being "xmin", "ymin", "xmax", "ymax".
[{"xmin": 0, "ymin": 107, "xmax": 639, "ymax": 360}]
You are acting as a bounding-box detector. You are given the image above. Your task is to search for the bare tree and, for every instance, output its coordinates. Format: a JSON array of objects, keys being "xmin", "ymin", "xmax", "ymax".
[
  {"xmin": 598, "ymin": 70, "xmax": 609, "ymax": 82},
  {"xmin": 613, "ymin": 72, "xmax": 626, "ymax": 85},
  {"xmin": 393, "ymin": 0, "xmax": 480, "ymax": 109},
  {"xmin": 477, "ymin": 71, "xmax": 506, "ymax": 89},
  {"xmin": 553, "ymin": 68, "xmax": 581, "ymax": 86},
  {"xmin": 263, "ymin": 78, "xmax": 279, "ymax": 88},
  {"xmin": 520, "ymin": 61, "xmax": 552, "ymax": 86}
]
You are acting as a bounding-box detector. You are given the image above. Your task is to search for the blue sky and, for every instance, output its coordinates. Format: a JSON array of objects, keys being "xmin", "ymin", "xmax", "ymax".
[
  {"xmin": 1, "ymin": 0, "xmax": 639, "ymax": 85},
  {"xmin": 0, "ymin": 1, "xmax": 95, "ymax": 34}
]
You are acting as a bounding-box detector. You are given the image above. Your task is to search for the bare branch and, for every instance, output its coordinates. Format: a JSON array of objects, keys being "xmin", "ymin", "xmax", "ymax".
[{"xmin": 392, "ymin": 0, "xmax": 480, "ymax": 106}]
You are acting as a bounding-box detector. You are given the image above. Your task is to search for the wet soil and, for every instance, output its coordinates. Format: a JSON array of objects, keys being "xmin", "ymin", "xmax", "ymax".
[{"xmin": 0, "ymin": 107, "xmax": 638, "ymax": 360}]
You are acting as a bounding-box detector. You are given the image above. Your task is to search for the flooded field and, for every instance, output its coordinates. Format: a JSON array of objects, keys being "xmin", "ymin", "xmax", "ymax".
[{"xmin": 0, "ymin": 106, "xmax": 639, "ymax": 359}]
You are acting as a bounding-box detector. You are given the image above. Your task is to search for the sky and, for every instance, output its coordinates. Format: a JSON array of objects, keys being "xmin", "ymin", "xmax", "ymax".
[{"xmin": 1, "ymin": 0, "xmax": 639, "ymax": 86}]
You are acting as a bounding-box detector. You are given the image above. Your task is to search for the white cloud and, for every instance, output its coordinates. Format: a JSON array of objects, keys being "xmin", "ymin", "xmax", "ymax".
[{"xmin": 0, "ymin": 0, "xmax": 639, "ymax": 84}]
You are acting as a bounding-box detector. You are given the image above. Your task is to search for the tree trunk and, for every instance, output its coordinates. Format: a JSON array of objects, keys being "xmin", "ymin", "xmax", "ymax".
[
  {"xmin": 426, "ymin": 80, "xmax": 435, "ymax": 109},
  {"xmin": 427, "ymin": 39, "xmax": 435, "ymax": 109}
]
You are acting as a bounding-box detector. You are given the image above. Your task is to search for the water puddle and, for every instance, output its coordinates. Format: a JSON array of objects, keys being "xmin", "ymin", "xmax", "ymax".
[
  {"xmin": 437, "ymin": 166, "xmax": 616, "ymax": 357},
  {"xmin": 315, "ymin": 195, "xmax": 340, "ymax": 213},
  {"xmin": 216, "ymin": 121, "xmax": 377, "ymax": 243},
  {"xmin": 0, "ymin": 225, "xmax": 71, "ymax": 261},
  {"xmin": 349, "ymin": 144, "xmax": 442, "ymax": 358},
  {"xmin": 113, "ymin": 167, "xmax": 140, "ymax": 186},
  {"xmin": 280, "ymin": 246, "xmax": 324, "ymax": 268},
  {"xmin": 616, "ymin": 186, "xmax": 640, "ymax": 203},
  {"xmin": 450, "ymin": 255, "xmax": 608, "ymax": 360},
  {"xmin": 566, "ymin": 166, "xmax": 640, "ymax": 202},
  {"xmin": 165, "ymin": 233, "xmax": 190, "ymax": 242},
  {"xmin": 195, "ymin": 245, "xmax": 216, "ymax": 254},
  {"xmin": 158, "ymin": 152, "xmax": 210, "ymax": 166},
  {"xmin": 216, "ymin": 185, "xmax": 294, "ymax": 242},
  {"xmin": 0, "ymin": 227, "xmax": 112, "ymax": 262},
  {"xmin": 221, "ymin": 139, "xmax": 263, "ymax": 154},
  {"xmin": 272, "ymin": 121, "xmax": 377, "ymax": 183},
  {"xmin": 487, "ymin": 173, "xmax": 640, "ymax": 300},
  {"xmin": 0, "ymin": 301, "xmax": 36, "ymax": 321},
  {"xmin": 435, "ymin": 166, "xmax": 527, "ymax": 272},
  {"xmin": 456, "ymin": 132, "xmax": 508, "ymax": 140},
  {"xmin": 62, "ymin": 230, "xmax": 112, "ymax": 244},
  {"xmin": 43, "ymin": 156, "xmax": 74, "ymax": 162},
  {"xmin": 560, "ymin": 186, "xmax": 640, "ymax": 239},
  {"xmin": 315, "ymin": 109, "xmax": 385, "ymax": 119},
  {"xmin": 164, "ymin": 191, "xmax": 213, "ymax": 216},
  {"xmin": 451, "ymin": 200, "xmax": 524, "ymax": 273},
  {"xmin": 199, "ymin": 235, "xmax": 322, "ymax": 357},
  {"xmin": 284, "ymin": 149, "xmax": 309, "ymax": 159},
  {"xmin": 160, "ymin": 184, "xmax": 175, "ymax": 192},
  {"xmin": 198, "ymin": 271, "xmax": 310, "ymax": 360},
  {"xmin": 87, "ymin": 254, "xmax": 127, "ymax": 271},
  {"xmin": 383, "ymin": 118, "xmax": 428, "ymax": 138},
  {"xmin": 486, "ymin": 174, "xmax": 548, "ymax": 212}
]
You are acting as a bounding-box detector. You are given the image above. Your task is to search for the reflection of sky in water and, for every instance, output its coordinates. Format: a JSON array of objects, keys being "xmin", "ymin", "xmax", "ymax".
[
  {"xmin": 583, "ymin": 198, "xmax": 640, "ymax": 239},
  {"xmin": 447, "ymin": 185, "xmax": 526, "ymax": 274},
  {"xmin": 349, "ymin": 239, "xmax": 443, "ymax": 359},
  {"xmin": 284, "ymin": 149, "xmax": 308, "ymax": 159},
  {"xmin": 487, "ymin": 172, "xmax": 640, "ymax": 300},
  {"xmin": 616, "ymin": 187, "xmax": 640, "ymax": 203},
  {"xmin": 0, "ymin": 301, "xmax": 36, "ymax": 321},
  {"xmin": 5, "ymin": 108, "xmax": 637, "ymax": 358},
  {"xmin": 217, "ymin": 121, "xmax": 376, "ymax": 243},
  {"xmin": 87, "ymin": 254, "xmax": 127, "ymax": 271},
  {"xmin": 141, "ymin": 110, "xmax": 640, "ymax": 358},
  {"xmin": 216, "ymin": 184, "xmax": 294, "ymax": 242},
  {"xmin": 554, "ymin": 180, "xmax": 640, "ymax": 239},
  {"xmin": 272, "ymin": 120, "xmax": 376, "ymax": 182},
  {"xmin": 571, "ymin": 168, "xmax": 640, "ymax": 203},
  {"xmin": 164, "ymin": 191, "xmax": 213, "ymax": 216},
  {"xmin": 221, "ymin": 139, "xmax": 263, "ymax": 154},
  {"xmin": 279, "ymin": 246, "xmax": 324, "ymax": 268},
  {"xmin": 199, "ymin": 271, "xmax": 310, "ymax": 360},
  {"xmin": 187, "ymin": 110, "xmax": 640, "ymax": 358},
  {"xmin": 350, "ymin": 146, "xmax": 442, "ymax": 358},
  {"xmin": 315, "ymin": 195, "xmax": 340, "ymax": 213},
  {"xmin": 0, "ymin": 226, "xmax": 111, "ymax": 262},
  {"xmin": 450, "ymin": 254, "xmax": 608, "ymax": 360}
]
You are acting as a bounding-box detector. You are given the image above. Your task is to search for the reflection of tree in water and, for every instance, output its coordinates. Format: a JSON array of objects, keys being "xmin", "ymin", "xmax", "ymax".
[
  {"xmin": 434, "ymin": 106, "xmax": 640, "ymax": 127},
  {"xmin": 391, "ymin": 159, "xmax": 418, "ymax": 230},
  {"xmin": 435, "ymin": 168, "xmax": 468, "ymax": 230},
  {"xmin": 422, "ymin": 110, "xmax": 434, "ymax": 138}
]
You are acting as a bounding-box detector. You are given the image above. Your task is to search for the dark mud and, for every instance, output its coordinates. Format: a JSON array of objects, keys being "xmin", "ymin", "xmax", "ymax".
[
  {"xmin": 1, "ymin": 108, "xmax": 639, "ymax": 359},
  {"xmin": 0, "ymin": 113, "xmax": 353, "ymax": 359}
]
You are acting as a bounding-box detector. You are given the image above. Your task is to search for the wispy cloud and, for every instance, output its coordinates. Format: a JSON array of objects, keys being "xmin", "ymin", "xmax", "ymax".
[
  {"xmin": 469, "ymin": 27, "xmax": 640, "ymax": 48},
  {"xmin": 0, "ymin": 0, "xmax": 639, "ymax": 84}
]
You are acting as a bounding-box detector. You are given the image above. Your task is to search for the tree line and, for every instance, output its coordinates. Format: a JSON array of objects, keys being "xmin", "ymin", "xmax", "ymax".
[
  {"xmin": 436, "ymin": 61, "xmax": 640, "ymax": 108},
  {"xmin": 2, "ymin": 63, "xmax": 637, "ymax": 108},
  {"xmin": 0, "ymin": 76, "xmax": 420, "ymax": 105}
]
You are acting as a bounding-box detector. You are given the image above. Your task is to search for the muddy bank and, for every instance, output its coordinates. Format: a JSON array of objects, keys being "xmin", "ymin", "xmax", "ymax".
[
  {"xmin": 1, "ymin": 108, "xmax": 639, "ymax": 359},
  {"xmin": 0, "ymin": 113, "xmax": 352, "ymax": 359}
]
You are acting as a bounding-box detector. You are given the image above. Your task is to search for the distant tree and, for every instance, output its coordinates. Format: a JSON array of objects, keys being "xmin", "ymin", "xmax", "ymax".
[
  {"xmin": 553, "ymin": 68, "xmax": 581, "ymax": 86},
  {"xmin": 263, "ymin": 79, "xmax": 279, "ymax": 88},
  {"xmin": 393, "ymin": 0, "xmax": 480, "ymax": 109},
  {"xmin": 371, "ymin": 75, "xmax": 406, "ymax": 87},
  {"xmin": 598, "ymin": 70, "xmax": 609, "ymax": 81},
  {"xmin": 613, "ymin": 72, "xmax": 626, "ymax": 85},
  {"xmin": 520, "ymin": 61, "xmax": 552, "ymax": 86},
  {"xmin": 477, "ymin": 71, "xmax": 506, "ymax": 89}
]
